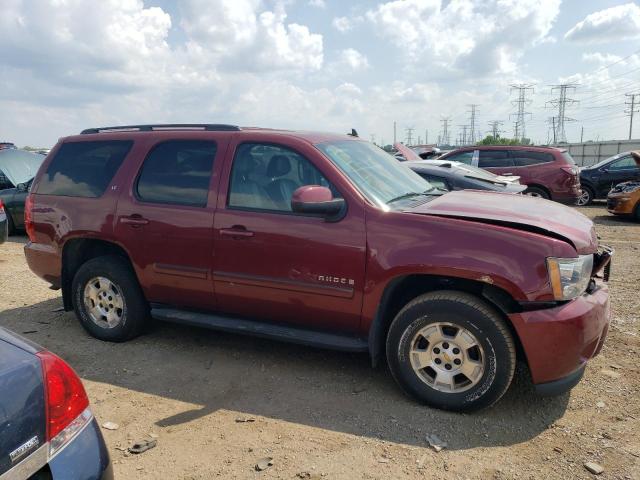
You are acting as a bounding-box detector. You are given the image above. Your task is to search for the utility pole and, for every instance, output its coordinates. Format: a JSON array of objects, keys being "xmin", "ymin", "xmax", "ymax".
[
  {"xmin": 370, "ymin": 134, "xmax": 376, "ymax": 145},
  {"xmin": 425, "ymin": 129, "xmax": 428, "ymax": 144},
  {"xmin": 625, "ymin": 93, "xmax": 640, "ymax": 140},
  {"xmin": 405, "ymin": 127, "xmax": 415, "ymax": 145},
  {"xmin": 439, "ymin": 117, "xmax": 451, "ymax": 146},
  {"xmin": 510, "ymin": 84, "xmax": 534, "ymax": 142},
  {"xmin": 547, "ymin": 84, "xmax": 578, "ymax": 143},
  {"xmin": 487, "ymin": 120, "xmax": 504, "ymax": 138},
  {"xmin": 547, "ymin": 116, "xmax": 557, "ymax": 144},
  {"xmin": 580, "ymin": 126, "xmax": 584, "ymax": 143},
  {"xmin": 467, "ymin": 105, "xmax": 479, "ymax": 144},
  {"xmin": 393, "ymin": 121, "xmax": 397, "ymax": 144}
]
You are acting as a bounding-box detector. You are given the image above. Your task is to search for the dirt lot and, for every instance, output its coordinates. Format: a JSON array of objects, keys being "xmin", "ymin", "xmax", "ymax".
[{"xmin": 1, "ymin": 204, "xmax": 638, "ymax": 479}]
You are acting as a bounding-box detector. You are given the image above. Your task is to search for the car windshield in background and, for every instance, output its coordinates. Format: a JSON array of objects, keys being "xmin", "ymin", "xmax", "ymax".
[{"xmin": 316, "ymin": 140, "xmax": 433, "ymax": 208}]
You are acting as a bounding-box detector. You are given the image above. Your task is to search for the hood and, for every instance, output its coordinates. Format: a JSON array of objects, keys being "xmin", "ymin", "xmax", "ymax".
[
  {"xmin": 394, "ymin": 142, "xmax": 422, "ymax": 161},
  {"xmin": 0, "ymin": 149, "xmax": 44, "ymax": 186},
  {"xmin": 406, "ymin": 190, "xmax": 597, "ymax": 254}
]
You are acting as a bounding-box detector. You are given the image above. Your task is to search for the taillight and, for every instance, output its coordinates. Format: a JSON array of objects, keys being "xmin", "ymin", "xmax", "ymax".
[
  {"xmin": 0, "ymin": 198, "xmax": 5, "ymax": 214},
  {"xmin": 24, "ymin": 194, "xmax": 35, "ymax": 242},
  {"xmin": 37, "ymin": 351, "xmax": 91, "ymax": 457}
]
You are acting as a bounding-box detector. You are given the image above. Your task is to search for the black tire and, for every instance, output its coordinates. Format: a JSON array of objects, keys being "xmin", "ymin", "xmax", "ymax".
[
  {"xmin": 386, "ymin": 290, "xmax": 516, "ymax": 412},
  {"xmin": 6, "ymin": 212, "xmax": 15, "ymax": 236},
  {"xmin": 523, "ymin": 186, "xmax": 549, "ymax": 200},
  {"xmin": 72, "ymin": 255, "xmax": 148, "ymax": 342},
  {"xmin": 634, "ymin": 201, "xmax": 640, "ymax": 222},
  {"xmin": 576, "ymin": 186, "xmax": 594, "ymax": 206}
]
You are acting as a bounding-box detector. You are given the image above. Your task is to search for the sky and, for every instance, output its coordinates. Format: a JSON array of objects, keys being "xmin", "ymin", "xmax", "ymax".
[{"xmin": 1, "ymin": 0, "xmax": 639, "ymax": 147}]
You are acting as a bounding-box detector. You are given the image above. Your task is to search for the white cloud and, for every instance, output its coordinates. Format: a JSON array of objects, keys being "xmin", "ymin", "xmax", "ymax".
[
  {"xmin": 336, "ymin": 48, "xmax": 370, "ymax": 71},
  {"xmin": 582, "ymin": 52, "xmax": 622, "ymax": 65},
  {"xmin": 366, "ymin": 0, "xmax": 560, "ymax": 75},
  {"xmin": 308, "ymin": 0, "xmax": 326, "ymax": 8},
  {"xmin": 565, "ymin": 3, "xmax": 640, "ymax": 44},
  {"xmin": 332, "ymin": 16, "xmax": 355, "ymax": 32}
]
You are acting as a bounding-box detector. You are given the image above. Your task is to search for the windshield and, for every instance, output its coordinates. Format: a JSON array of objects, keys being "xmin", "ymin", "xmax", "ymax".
[
  {"xmin": 0, "ymin": 149, "xmax": 45, "ymax": 186},
  {"xmin": 316, "ymin": 140, "xmax": 433, "ymax": 208}
]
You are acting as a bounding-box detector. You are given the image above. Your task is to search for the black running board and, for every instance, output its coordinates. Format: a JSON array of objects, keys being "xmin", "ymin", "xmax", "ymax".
[{"xmin": 151, "ymin": 307, "xmax": 369, "ymax": 353}]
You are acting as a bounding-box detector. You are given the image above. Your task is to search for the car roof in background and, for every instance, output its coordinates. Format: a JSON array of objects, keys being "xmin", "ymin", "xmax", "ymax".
[
  {"xmin": 0, "ymin": 149, "xmax": 46, "ymax": 185},
  {"xmin": 444, "ymin": 145, "xmax": 566, "ymax": 153}
]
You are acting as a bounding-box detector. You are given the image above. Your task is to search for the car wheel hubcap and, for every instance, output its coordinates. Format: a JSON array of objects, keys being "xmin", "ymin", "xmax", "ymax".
[
  {"xmin": 576, "ymin": 191, "xmax": 590, "ymax": 205},
  {"xmin": 83, "ymin": 276, "xmax": 125, "ymax": 329},
  {"xmin": 409, "ymin": 322, "xmax": 485, "ymax": 393},
  {"xmin": 526, "ymin": 191, "xmax": 542, "ymax": 198}
]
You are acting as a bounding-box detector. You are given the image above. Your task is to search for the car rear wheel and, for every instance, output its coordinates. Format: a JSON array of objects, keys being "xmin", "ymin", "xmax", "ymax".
[
  {"xmin": 72, "ymin": 255, "xmax": 148, "ymax": 342},
  {"xmin": 386, "ymin": 290, "xmax": 516, "ymax": 412},
  {"xmin": 576, "ymin": 186, "xmax": 593, "ymax": 206},
  {"xmin": 523, "ymin": 186, "xmax": 549, "ymax": 199}
]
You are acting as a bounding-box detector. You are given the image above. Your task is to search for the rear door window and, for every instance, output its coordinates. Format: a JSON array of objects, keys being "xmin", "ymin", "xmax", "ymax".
[
  {"xmin": 478, "ymin": 150, "xmax": 514, "ymax": 168},
  {"xmin": 136, "ymin": 140, "xmax": 217, "ymax": 207},
  {"xmin": 511, "ymin": 151, "xmax": 554, "ymax": 167},
  {"xmin": 37, "ymin": 141, "xmax": 132, "ymax": 197},
  {"xmin": 443, "ymin": 151, "xmax": 474, "ymax": 165}
]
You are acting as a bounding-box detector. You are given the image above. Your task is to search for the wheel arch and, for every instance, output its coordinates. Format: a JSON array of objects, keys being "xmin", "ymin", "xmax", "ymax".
[
  {"xmin": 368, "ymin": 274, "xmax": 526, "ymax": 369},
  {"xmin": 61, "ymin": 237, "xmax": 137, "ymax": 311}
]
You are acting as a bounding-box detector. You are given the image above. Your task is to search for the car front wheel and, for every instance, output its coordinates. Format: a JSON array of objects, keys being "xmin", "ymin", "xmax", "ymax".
[
  {"xmin": 72, "ymin": 255, "xmax": 148, "ymax": 342},
  {"xmin": 576, "ymin": 186, "xmax": 593, "ymax": 206},
  {"xmin": 524, "ymin": 186, "xmax": 549, "ymax": 199},
  {"xmin": 386, "ymin": 291, "xmax": 516, "ymax": 412}
]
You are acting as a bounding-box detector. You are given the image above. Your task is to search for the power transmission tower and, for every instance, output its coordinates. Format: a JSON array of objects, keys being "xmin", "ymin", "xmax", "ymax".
[
  {"xmin": 405, "ymin": 127, "xmax": 415, "ymax": 145},
  {"xmin": 467, "ymin": 105, "xmax": 479, "ymax": 144},
  {"xmin": 625, "ymin": 93, "xmax": 640, "ymax": 140},
  {"xmin": 439, "ymin": 117, "xmax": 451, "ymax": 146},
  {"xmin": 546, "ymin": 116, "xmax": 557, "ymax": 144},
  {"xmin": 487, "ymin": 120, "xmax": 504, "ymax": 138},
  {"xmin": 546, "ymin": 84, "xmax": 578, "ymax": 143},
  {"xmin": 458, "ymin": 125, "xmax": 468, "ymax": 145},
  {"xmin": 510, "ymin": 84, "xmax": 534, "ymax": 142}
]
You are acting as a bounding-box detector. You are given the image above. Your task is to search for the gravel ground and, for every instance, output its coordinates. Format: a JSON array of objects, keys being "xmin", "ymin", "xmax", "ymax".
[{"xmin": 0, "ymin": 204, "xmax": 638, "ymax": 479}]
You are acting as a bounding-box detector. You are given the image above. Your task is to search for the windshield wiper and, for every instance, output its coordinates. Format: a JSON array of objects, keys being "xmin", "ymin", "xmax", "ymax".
[{"xmin": 387, "ymin": 188, "xmax": 435, "ymax": 204}]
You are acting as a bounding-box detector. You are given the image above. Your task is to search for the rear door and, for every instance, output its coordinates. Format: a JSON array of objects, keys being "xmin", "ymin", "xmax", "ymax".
[
  {"xmin": 477, "ymin": 150, "xmax": 515, "ymax": 176},
  {"xmin": 114, "ymin": 134, "xmax": 228, "ymax": 311},
  {"xmin": 212, "ymin": 136, "xmax": 367, "ymax": 333}
]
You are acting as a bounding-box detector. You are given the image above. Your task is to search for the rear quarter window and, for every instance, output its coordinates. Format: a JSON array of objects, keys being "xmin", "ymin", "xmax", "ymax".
[{"xmin": 37, "ymin": 141, "xmax": 132, "ymax": 197}]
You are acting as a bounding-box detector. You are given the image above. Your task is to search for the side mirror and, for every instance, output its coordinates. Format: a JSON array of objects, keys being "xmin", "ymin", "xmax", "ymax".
[
  {"xmin": 291, "ymin": 185, "xmax": 345, "ymax": 220},
  {"xmin": 16, "ymin": 183, "xmax": 28, "ymax": 192}
]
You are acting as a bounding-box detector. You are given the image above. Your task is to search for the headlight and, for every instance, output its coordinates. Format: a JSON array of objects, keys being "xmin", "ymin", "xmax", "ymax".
[
  {"xmin": 621, "ymin": 183, "xmax": 640, "ymax": 193},
  {"xmin": 547, "ymin": 255, "xmax": 594, "ymax": 300}
]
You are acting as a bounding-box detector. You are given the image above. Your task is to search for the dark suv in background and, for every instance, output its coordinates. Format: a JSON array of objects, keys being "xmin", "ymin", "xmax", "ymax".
[
  {"xmin": 439, "ymin": 145, "xmax": 581, "ymax": 203},
  {"xmin": 578, "ymin": 151, "xmax": 640, "ymax": 205},
  {"xmin": 24, "ymin": 124, "xmax": 611, "ymax": 412}
]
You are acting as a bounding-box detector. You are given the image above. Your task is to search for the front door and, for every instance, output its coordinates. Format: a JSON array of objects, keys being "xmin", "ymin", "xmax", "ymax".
[
  {"xmin": 212, "ymin": 138, "xmax": 366, "ymax": 333},
  {"xmin": 115, "ymin": 136, "xmax": 227, "ymax": 310}
]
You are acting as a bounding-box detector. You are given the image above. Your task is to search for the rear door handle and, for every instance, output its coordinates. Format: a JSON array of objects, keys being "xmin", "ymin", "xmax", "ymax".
[
  {"xmin": 220, "ymin": 226, "xmax": 254, "ymax": 238},
  {"xmin": 121, "ymin": 215, "xmax": 149, "ymax": 227}
]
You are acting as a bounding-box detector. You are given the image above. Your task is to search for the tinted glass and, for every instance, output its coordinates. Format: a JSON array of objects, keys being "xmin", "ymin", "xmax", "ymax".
[
  {"xmin": 419, "ymin": 174, "xmax": 449, "ymax": 190},
  {"xmin": 444, "ymin": 151, "xmax": 474, "ymax": 165},
  {"xmin": 609, "ymin": 156, "xmax": 638, "ymax": 170},
  {"xmin": 478, "ymin": 150, "xmax": 514, "ymax": 168},
  {"xmin": 38, "ymin": 141, "xmax": 132, "ymax": 197},
  {"xmin": 228, "ymin": 143, "xmax": 339, "ymax": 212},
  {"xmin": 511, "ymin": 151, "xmax": 554, "ymax": 166},
  {"xmin": 137, "ymin": 140, "xmax": 216, "ymax": 207},
  {"xmin": 0, "ymin": 169, "xmax": 11, "ymax": 190}
]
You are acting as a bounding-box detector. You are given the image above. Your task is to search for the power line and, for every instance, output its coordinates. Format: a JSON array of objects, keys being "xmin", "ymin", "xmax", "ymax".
[
  {"xmin": 625, "ymin": 93, "xmax": 640, "ymax": 140},
  {"xmin": 546, "ymin": 84, "xmax": 579, "ymax": 143},
  {"xmin": 467, "ymin": 105, "xmax": 479, "ymax": 144},
  {"xmin": 510, "ymin": 84, "xmax": 534, "ymax": 141}
]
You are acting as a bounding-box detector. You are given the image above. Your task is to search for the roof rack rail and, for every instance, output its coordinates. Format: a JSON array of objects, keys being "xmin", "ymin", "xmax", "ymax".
[{"xmin": 80, "ymin": 124, "xmax": 241, "ymax": 134}]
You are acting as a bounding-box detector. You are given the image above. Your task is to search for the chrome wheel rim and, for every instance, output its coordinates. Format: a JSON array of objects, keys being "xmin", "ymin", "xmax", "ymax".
[
  {"xmin": 576, "ymin": 190, "xmax": 590, "ymax": 206},
  {"xmin": 83, "ymin": 277, "xmax": 125, "ymax": 329},
  {"xmin": 409, "ymin": 322, "xmax": 485, "ymax": 393}
]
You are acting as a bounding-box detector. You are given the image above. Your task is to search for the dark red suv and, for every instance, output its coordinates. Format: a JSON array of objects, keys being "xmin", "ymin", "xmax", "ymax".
[
  {"xmin": 24, "ymin": 124, "xmax": 612, "ymax": 411},
  {"xmin": 440, "ymin": 145, "xmax": 581, "ymax": 203}
]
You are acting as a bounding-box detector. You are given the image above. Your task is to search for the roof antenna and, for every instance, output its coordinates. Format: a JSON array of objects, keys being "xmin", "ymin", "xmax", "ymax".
[{"xmin": 348, "ymin": 128, "xmax": 358, "ymax": 137}]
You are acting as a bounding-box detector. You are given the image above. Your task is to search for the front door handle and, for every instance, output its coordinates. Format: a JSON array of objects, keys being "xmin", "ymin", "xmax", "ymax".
[
  {"xmin": 121, "ymin": 215, "xmax": 149, "ymax": 227},
  {"xmin": 220, "ymin": 226, "xmax": 254, "ymax": 238}
]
